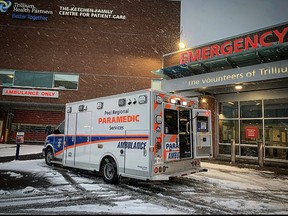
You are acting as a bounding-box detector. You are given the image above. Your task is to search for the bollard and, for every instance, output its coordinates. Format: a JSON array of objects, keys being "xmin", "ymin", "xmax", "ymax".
[
  {"xmin": 15, "ymin": 143, "xmax": 20, "ymax": 160},
  {"xmin": 258, "ymin": 140, "xmax": 264, "ymax": 167},
  {"xmin": 231, "ymin": 139, "xmax": 236, "ymax": 164}
]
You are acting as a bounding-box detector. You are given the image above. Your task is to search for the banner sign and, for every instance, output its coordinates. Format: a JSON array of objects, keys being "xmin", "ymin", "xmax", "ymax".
[
  {"xmin": 163, "ymin": 59, "xmax": 288, "ymax": 91},
  {"xmin": 2, "ymin": 88, "xmax": 59, "ymax": 98},
  {"xmin": 245, "ymin": 126, "xmax": 258, "ymax": 139}
]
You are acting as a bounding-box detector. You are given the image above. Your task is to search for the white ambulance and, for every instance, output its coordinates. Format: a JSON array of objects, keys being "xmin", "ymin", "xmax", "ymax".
[{"xmin": 43, "ymin": 88, "xmax": 212, "ymax": 184}]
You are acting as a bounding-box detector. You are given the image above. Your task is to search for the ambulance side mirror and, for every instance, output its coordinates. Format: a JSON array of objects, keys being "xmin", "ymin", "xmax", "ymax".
[{"xmin": 45, "ymin": 126, "xmax": 52, "ymax": 135}]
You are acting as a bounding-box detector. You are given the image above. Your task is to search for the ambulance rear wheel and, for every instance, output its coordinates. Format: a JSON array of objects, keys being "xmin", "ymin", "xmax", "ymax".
[
  {"xmin": 101, "ymin": 157, "xmax": 119, "ymax": 184},
  {"xmin": 45, "ymin": 148, "xmax": 54, "ymax": 166}
]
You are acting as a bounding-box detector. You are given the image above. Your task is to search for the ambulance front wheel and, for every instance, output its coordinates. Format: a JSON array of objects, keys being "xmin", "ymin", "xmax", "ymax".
[
  {"xmin": 101, "ymin": 157, "xmax": 119, "ymax": 184},
  {"xmin": 45, "ymin": 148, "xmax": 54, "ymax": 166}
]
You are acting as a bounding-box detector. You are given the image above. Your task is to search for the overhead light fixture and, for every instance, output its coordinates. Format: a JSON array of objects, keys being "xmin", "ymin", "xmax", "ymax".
[{"xmin": 235, "ymin": 85, "xmax": 243, "ymax": 90}]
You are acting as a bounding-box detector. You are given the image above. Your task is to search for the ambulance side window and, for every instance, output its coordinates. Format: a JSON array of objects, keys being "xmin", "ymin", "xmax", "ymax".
[
  {"xmin": 164, "ymin": 109, "xmax": 178, "ymax": 134},
  {"xmin": 53, "ymin": 120, "xmax": 65, "ymax": 134}
]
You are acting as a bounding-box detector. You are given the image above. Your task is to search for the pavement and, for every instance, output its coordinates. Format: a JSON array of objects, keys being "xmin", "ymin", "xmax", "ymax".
[
  {"xmin": 0, "ymin": 143, "xmax": 287, "ymax": 175},
  {"xmin": 0, "ymin": 143, "xmax": 44, "ymax": 163}
]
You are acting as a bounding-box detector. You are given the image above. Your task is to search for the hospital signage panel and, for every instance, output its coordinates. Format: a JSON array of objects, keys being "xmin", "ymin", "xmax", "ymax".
[
  {"xmin": 2, "ymin": 88, "xmax": 59, "ymax": 98},
  {"xmin": 163, "ymin": 23, "xmax": 288, "ymax": 68},
  {"xmin": 163, "ymin": 59, "xmax": 288, "ymax": 92}
]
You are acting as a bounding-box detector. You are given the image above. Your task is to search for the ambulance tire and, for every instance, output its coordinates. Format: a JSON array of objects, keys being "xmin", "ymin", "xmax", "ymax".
[
  {"xmin": 45, "ymin": 148, "xmax": 54, "ymax": 166},
  {"xmin": 101, "ymin": 157, "xmax": 119, "ymax": 184}
]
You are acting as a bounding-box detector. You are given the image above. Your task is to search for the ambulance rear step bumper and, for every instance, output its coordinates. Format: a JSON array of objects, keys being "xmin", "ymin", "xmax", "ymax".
[{"xmin": 151, "ymin": 167, "xmax": 208, "ymax": 181}]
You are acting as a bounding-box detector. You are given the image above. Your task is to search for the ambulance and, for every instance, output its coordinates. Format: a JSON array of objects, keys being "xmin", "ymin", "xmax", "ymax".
[{"xmin": 43, "ymin": 88, "xmax": 213, "ymax": 184}]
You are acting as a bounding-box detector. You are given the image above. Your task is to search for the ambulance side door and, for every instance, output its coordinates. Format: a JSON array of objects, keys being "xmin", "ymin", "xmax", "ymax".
[{"xmin": 64, "ymin": 113, "xmax": 77, "ymax": 166}]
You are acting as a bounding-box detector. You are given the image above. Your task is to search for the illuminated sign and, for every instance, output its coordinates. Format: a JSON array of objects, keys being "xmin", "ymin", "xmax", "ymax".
[
  {"xmin": 180, "ymin": 27, "xmax": 287, "ymax": 64},
  {"xmin": 4, "ymin": 2, "xmax": 126, "ymax": 21},
  {"xmin": 162, "ymin": 23, "xmax": 288, "ymax": 68},
  {"xmin": 0, "ymin": 0, "xmax": 12, "ymax": 13},
  {"xmin": 11, "ymin": 2, "xmax": 53, "ymax": 21},
  {"xmin": 59, "ymin": 6, "xmax": 126, "ymax": 20},
  {"xmin": 2, "ymin": 88, "xmax": 59, "ymax": 98},
  {"xmin": 163, "ymin": 59, "xmax": 288, "ymax": 92}
]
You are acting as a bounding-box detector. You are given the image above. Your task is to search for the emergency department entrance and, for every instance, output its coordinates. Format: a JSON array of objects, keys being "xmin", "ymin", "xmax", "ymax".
[{"xmin": 152, "ymin": 22, "xmax": 288, "ymax": 164}]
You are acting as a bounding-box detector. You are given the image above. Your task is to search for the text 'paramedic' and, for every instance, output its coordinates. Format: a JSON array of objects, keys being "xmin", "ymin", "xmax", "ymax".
[{"xmin": 98, "ymin": 115, "xmax": 140, "ymax": 124}]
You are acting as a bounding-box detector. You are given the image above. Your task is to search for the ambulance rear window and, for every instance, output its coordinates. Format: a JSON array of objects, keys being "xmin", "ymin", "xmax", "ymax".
[{"xmin": 164, "ymin": 109, "xmax": 178, "ymax": 134}]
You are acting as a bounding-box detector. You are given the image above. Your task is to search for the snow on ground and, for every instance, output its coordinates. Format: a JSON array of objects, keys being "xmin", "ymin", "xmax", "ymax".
[{"xmin": 0, "ymin": 159, "xmax": 288, "ymax": 214}]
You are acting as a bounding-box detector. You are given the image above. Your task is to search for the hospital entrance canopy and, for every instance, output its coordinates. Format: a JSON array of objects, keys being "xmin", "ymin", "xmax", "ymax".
[{"xmin": 152, "ymin": 22, "xmax": 288, "ymax": 96}]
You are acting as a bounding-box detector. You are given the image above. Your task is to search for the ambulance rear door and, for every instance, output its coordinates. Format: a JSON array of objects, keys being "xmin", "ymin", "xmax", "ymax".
[
  {"xmin": 192, "ymin": 109, "xmax": 213, "ymax": 158},
  {"xmin": 163, "ymin": 103, "xmax": 180, "ymax": 161}
]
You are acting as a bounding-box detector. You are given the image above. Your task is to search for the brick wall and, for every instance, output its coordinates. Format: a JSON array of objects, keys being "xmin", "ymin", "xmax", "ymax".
[{"xmin": 0, "ymin": 0, "xmax": 180, "ymax": 104}]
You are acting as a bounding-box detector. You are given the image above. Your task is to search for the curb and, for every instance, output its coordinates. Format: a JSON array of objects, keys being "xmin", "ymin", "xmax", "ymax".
[{"xmin": 0, "ymin": 153, "xmax": 44, "ymax": 163}]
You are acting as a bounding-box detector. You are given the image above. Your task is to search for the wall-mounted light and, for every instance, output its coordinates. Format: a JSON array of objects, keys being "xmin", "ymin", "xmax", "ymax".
[
  {"xmin": 178, "ymin": 42, "xmax": 186, "ymax": 50},
  {"xmin": 201, "ymin": 98, "xmax": 207, "ymax": 103}
]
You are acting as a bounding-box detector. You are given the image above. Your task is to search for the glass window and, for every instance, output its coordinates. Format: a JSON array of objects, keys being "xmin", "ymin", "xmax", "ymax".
[
  {"xmin": 240, "ymin": 100, "xmax": 262, "ymax": 118},
  {"xmin": 14, "ymin": 71, "xmax": 53, "ymax": 88},
  {"xmin": 264, "ymin": 98, "xmax": 288, "ymax": 117},
  {"xmin": 240, "ymin": 145, "xmax": 258, "ymax": 157},
  {"xmin": 219, "ymin": 101, "xmax": 238, "ymax": 118},
  {"xmin": 240, "ymin": 120, "xmax": 263, "ymax": 145},
  {"xmin": 218, "ymin": 144, "xmax": 240, "ymax": 155},
  {"xmin": 265, "ymin": 118, "xmax": 288, "ymax": 160},
  {"xmin": 264, "ymin": 119, "xmax": 288, "ymax": 147},
  {"xmin": 164, "ymin": 109, "xmax": 178, "ymax": 134},
  {"xmin": 219, "ymin": 98, "xmax": 288, "ymax": 161},
  {"xmin": 4, "ymin": 70, "xmax": 78, "ymax": 90},
  {"xmin": 0, "ymin": 70, "xmax": 14, "ymax": 86},
  {"xmin": 54, "ymin": 74, "xmax": 79, "ymax": 90},
  {"xmin": 219, "ymin": 120, "xmax": 239, "ymax": 143}
]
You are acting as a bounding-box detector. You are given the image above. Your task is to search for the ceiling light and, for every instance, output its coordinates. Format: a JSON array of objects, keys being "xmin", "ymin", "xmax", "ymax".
[{"xmin": 235, "ymin": 85, "xmax": 243, "ymax": 90}]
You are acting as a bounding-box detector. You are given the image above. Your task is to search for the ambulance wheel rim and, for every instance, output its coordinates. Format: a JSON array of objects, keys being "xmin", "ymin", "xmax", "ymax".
[
  {"xmin": 104, "ymin": 163, "xmax": 115, "ymax": 180},
  {"xmin": 101, "ymin": 158, "xmax": 119, "ymax": 184},
  {"xmin": 45, "ymin": 149, "xmax": 53, "ymax": 166}
]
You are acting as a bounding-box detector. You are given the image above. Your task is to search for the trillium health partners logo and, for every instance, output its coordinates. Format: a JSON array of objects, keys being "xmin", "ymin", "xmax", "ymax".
[{"xmin": 0, "ymin": 0, "xmax": 12, "ymax": 13}]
